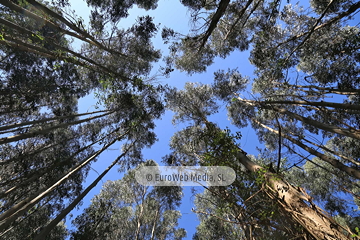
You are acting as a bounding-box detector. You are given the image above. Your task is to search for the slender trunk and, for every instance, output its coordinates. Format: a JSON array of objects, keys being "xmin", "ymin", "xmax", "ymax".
[
  {"xmin": 200, "ymin": 0, "xmax": 230, "ymax": 49},
  {"xmin": 285, "ymin": 0, "xmax": 336, "ymax": 59},
  {"xmin": 0, "ymin": 0, "xmax": 99, "ymax": 48},
  {"xmin": 0, "ymin": 131, "xmax": 80, "ymax": 167},
  {"xmin": 0, "ymin": 5, "xmax": 134, "ymax": 80},
  {"xmin": 1, "ymin": 34, "xmax": 123, "ymax": 80},
  {"xmin": 150, "ymin": 207, "xmax": 160, "ymax": 240},
  {"xmin": 0, "ymin": 128, "xmax": 117, "ymax": 199},
  {"xmin": 0, "ymin": 131, "xmax": 125, "ymax": 231},
  {"xmin": 135, "ymin": 187, "xmax": 147, "ymax": 240},
  {"xmin": 0, "ymin": 109, "xmax": 109, "ymax": 132},
  {"xmin": 32, "ymin": 141, "xmax": 136, "ymax": 240},
  {"xmin": 0, "ymin": 37, "xmax": 53, "ymax": 58},
  {"xmin": 224, "ymin": 0, "xmax": 254, "ymax": 40},
  {"xmin": 0, "ymin": 195, "xmax": 56, "ymax": 239},
  {"xmin": 0, "ymin": 111, "xmax": 113, "ymax": 145},
  {"xmin": 301, "ymin": 137, "xmax": 360, "ymax": 166},
  {"xmin": 253, "ymin": 119, "xmax": 360, "ymax": 179},
  {"xmin": 287, "ymin": 84, "xmax": 360, "ymax": 95},
  {"xmin": 245, "ymin": 99, "xmax": 360, "ymax": 111},
  {"xmin": 237, "ymin": 97, "xmax": 360, "ymax": 140},
  {"xmin": 0, "ymin": 103, "xmax": 48, "ymax": 115},
  {"xmin": 275, "ymin": 1, "xmax": 360, "ymax": 47},
  {"xmin": 25, "ymin": 0, "xmax": 128, "ymax": 57},
  {"xmin": 286, "ymin": 145, "xmax": 360, "ymax": 190}
]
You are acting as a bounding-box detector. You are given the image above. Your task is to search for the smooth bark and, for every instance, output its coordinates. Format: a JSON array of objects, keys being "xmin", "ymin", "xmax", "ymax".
[
  {"xmin": 301, "ymin": 137, "xmax": 360, "ymax": 166},
  {"xmin": 0, "ymin": 132, "xmax": 125, "ymax": 231},
  {"xmin": 254, "ymin": 120, "xmax": 360, "ymax": 180},
  {"xmin": 0, "ymin": 128, "xmax": 118, "ymax": 199},
  {"xmin": 199, "ymin": 0, "xmax": 230, "ymax": 49},
  {"xmin": 275, "ymin": 1, "xmax": 360, "ymax": 48},
  {"xmin": 32, "ymin": 141, "xmax": 135, "ymax": 240},
  {"xmin": 237, "ymin": 97, "xmax": 360, "ymax": 140},
  {"xmin": 245, "ymin": 99, "xmax": 360, "ymax": 111},
  {"xmin": 0, "ymin": 111, "xmax": 113, "ymax": 145},
  {"xmin": 0, "ymin": 110, "xmax": 109, "ymax": 132}
]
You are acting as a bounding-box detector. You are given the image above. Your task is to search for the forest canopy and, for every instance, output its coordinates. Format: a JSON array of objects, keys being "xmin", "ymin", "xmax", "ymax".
[{"xmin": 0, "ymin": 0, "xmax": 359, "ymax": 239}]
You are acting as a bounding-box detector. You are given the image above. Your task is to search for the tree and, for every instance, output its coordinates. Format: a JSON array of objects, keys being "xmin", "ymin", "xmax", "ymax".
[
  {"xmin": 162, "ymin": 0, "xmax": 360, "ymax": 237},
  {"xmin": 1, "ymin": 0, "xmax": 359, "ymax": 238},
  {"xmin": 71, "ymin": 160, "xmax": 186, "ymax": 240},
  {"xmin": 0, "ymin": 0, "xmax": 164, "ymax": 238},
  {"xmin": 164, "ymin": 82, "xmax": 354, "ymax": 239}
]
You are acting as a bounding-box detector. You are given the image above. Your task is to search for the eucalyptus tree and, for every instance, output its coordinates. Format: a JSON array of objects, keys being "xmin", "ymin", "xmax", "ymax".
[
  {"xmin": 71, "ymin": 160, "xmax": 186, "ymax": 240},
  {"xmin": 192, "ymin": 186, "xmax": 308, "ymax": 240},
  {"xmin": 206, "ymin": 0, "xmax": 360, "ymax": 210},
  {"xmin": 165, "ymin": 0, "xmax": 360, "ymax": 172},
  {"xmin": 162, "ymin": 0, "xmax": 360, "ymax": 237},
  {"xmin": 165, "ymin": 83, "xmax": 353, "ymax": 239},
  {"xmin": 163, "ymin": 0, "xmax": 360, "ymax": 170},
  {"xmin": 285, "ymin": 156, "xmax": 360, "ymax": 230},
  {"xmin": 163, "ymin": 0, "xmax": 359, "ymax": 74},
  {"xmin": 0, "ymin": 0, "xmax": 165, "ymax": 238}
]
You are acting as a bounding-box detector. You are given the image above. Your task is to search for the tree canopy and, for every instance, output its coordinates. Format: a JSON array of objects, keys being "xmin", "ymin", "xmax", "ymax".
[{"xmin": 0, "ymin": 0, "xmax": 359, "ymax": 239}]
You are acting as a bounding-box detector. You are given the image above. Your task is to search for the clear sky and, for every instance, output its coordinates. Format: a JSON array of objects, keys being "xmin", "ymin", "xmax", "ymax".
[{"xmin": 69, "ymin": 0, "xmax": 261, "ymax": 239}]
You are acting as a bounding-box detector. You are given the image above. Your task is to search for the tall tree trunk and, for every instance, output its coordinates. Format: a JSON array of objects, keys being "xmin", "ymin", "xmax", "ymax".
[
  {"xmin": 33, "ymin": 141, "xmax": 136, "ymax": 240},
  {"xmin": 236, "ymin": 97, "xmax": 360, "ymax": 140},
  {"xmin": 285, "ymin": 84, "xmax": 360, "ymax": 95},
  {"xmin": 234, "ymin": 149, "xmax": 352, "ymax": 239},
  {"xmin": 301, "ymin": 137, "xmax": 360, "ymax": 166},
  {"xmin": 239, "ymin": 98, "xmax": 360, "ymax": 111},
  {"xmin": 0, "ymin": 109, "xmax": 109, "ymax": 132},
  {"xmin": 135, "ymin": 187, "xmax": 147, "ymax": 240},
  {"xmin": 0, "ymin": 0, "xmax": 95, "ymax": 48},
  {"xmin": 199, "ymin": 0, "xmax": 230, "ymax": 49},
  {"xmin": 275, "ymin": 1, "xmax": 360, "ymax": 47},
  {"xmin": 200, "ymin": 118, "xmax": 352, "ymax": 239},
  {"xmin": 0, "ymin": 111, "xmax": 113, "ymax": 145},
  {"xmin": 150, "ymin": 207, "xmax": 160, "ymax": 240},
  {"xmin": 0, "ymin": 128, "xmax": 117, "ymax": 199},
  {"xmin": 253, "ymin": 119, "xmax": 360, "ymax": 179},
  {"xmin": 0, "ymin": 131, "xmax": 127, "ymax": 231},
  {"xmin": 24, "ymin": 0, "xmax": 128, "ymax": 57}
]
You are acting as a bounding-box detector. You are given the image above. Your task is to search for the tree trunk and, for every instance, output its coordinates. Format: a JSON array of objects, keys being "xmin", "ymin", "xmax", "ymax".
[
  {"xmin": 135, "ymin": 187, "xmax": 147, "ymax": 240},
  {"xmin": 0, "ymin": 129, "xmax": 116, "ymax": 199},
  {"xmin": 0, "ymin": 132, "xmax": 125, "ymax": 231},
  {"xmin": 301, "ymin": 137, "xmax": 360, "ymax": 166},
  {"xmin": 0, "ymin": 109, "xmax": 109, "ymax": 132},
  {"xmin": 33, "ymin": 141, "xmax": 136, "ymax": 240},
  {"xmin": 237, "ymin": 97, "xmax": 360, "ymax": 140},
  {"xmin": 0, "ymin": 111, "xmax": 113, "ymax": 145},
  {"xmin": 201, "ymin": 118, "xmax": 352, "ymax": 239},
  {"xmin": 234, "ymin": 150, "xmax": 352, "ymax": 239},
  {"xmin": 245, "ymin": 99, "xmax": 360, "ymax": 111},
  {"xmin": 275, "ymin": 1, "xmax": 360, "ymax": 47},
  {"xmin": 254, "ymin": 120, "xmax": 360, "ymax": 180},
  {"xmin": 150, "ymin": 207, "xmax": 160, "ymax": 240},
  {"xmin": 287, "ymin": 84, "xmax": 360, "ymax": 95},
  {"xmin": 200, "ymin": 0, "xmax": 230, "ymax": 49},
  {"xmin": 25, "ymin": 0, "xmax": 128, "ymax": 57}
]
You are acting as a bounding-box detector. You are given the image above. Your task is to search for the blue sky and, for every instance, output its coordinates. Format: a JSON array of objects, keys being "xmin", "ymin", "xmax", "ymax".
[{"xmin": 70, "ymin": 0, "xmax": 269, "ymax": 239}]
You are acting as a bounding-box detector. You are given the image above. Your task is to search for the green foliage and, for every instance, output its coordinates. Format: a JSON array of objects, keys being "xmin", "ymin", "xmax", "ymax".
[
  {"xmin": 71, "ymin": 161, "xmax": 185, "ymax": 240},
  {"xmin": 351, "ymin": 227, "xmax": 360, "ymax": 238},
  {"xmin": 0, "ymin": 0, "xmax": 359, "ymax": 238}
]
